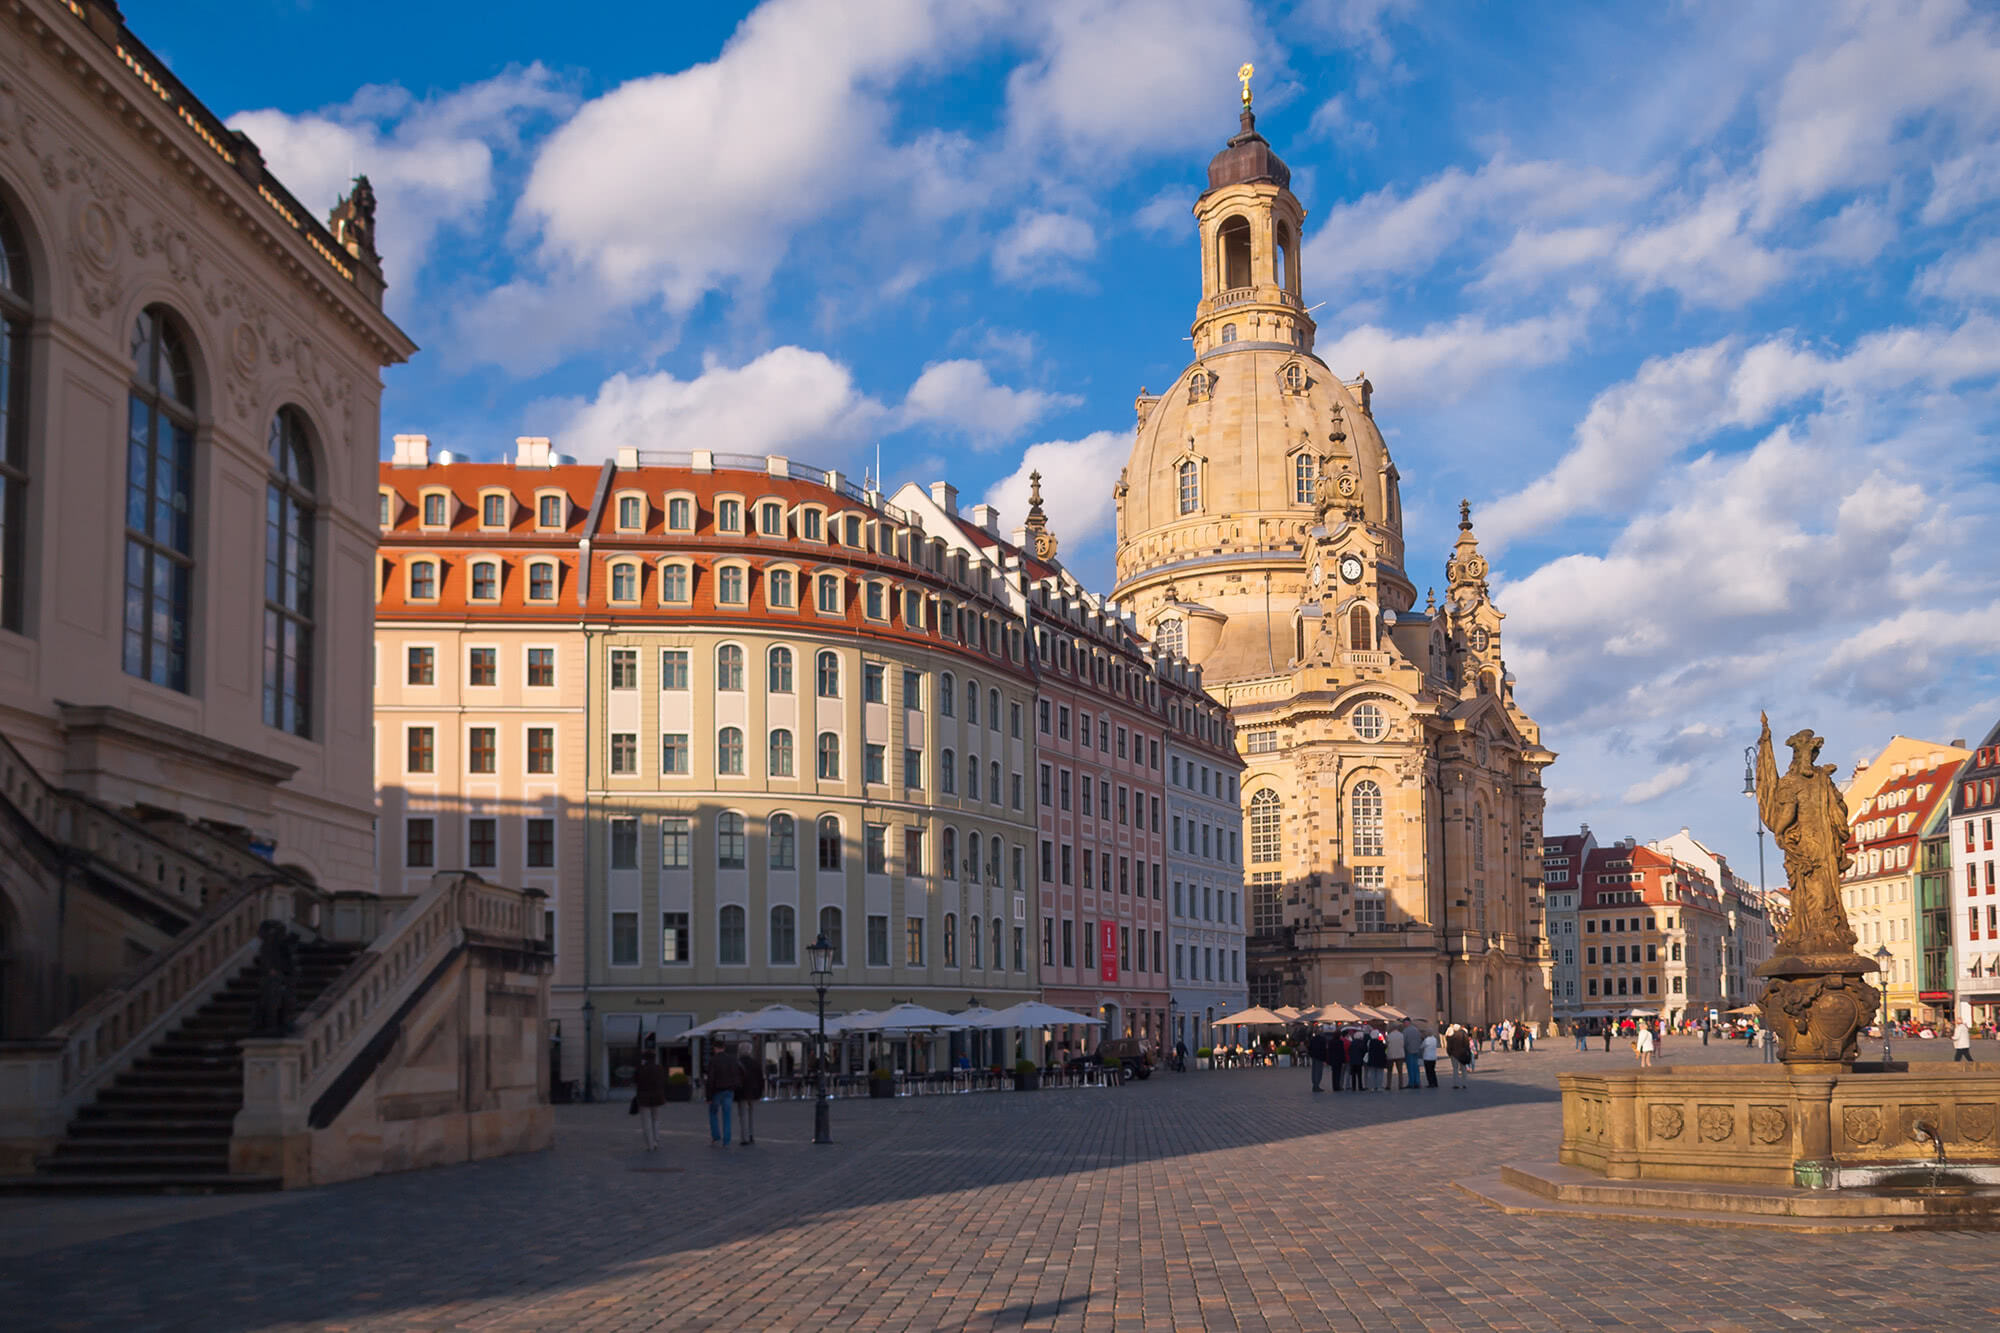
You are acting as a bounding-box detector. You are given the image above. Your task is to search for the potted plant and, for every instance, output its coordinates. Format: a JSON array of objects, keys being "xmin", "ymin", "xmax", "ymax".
[
  {"xmin": 1274, "ymin": 1042, "xmax": 1292, "ymax": 1067},
  {"xmin": 664, "ymin": 1071, "xmax": 693, "ymax": 1103},
  {"xmin": 1013, "ymin": 1057, "xmax": 1040, "ymax": 1091},
  {"xmin": 869, "ymin": 1064, "xmax": 896, "ymax": 1098},
  {"xmin": 1196, "ymin": 1046, "xmax": 1213, "ymax": 1070},
  {"xmin": 1102, "ymin": 1054, "xmax": 1124, "ymax": 1083}
]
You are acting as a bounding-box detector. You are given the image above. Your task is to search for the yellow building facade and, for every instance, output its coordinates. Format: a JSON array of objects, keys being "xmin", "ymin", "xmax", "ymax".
[{"xmin": 1110, "ymin": 96, "xmax": 1554, "ymax": 1026}]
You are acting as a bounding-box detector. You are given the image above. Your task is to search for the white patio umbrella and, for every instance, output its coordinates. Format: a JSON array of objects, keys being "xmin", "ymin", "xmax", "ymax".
[
  {"xmin": 1347, "ymin": 1004, "xmax": 1390, "ymax": 1022},
  {"xmin": 825, "ymin": 1009, "xmax": 877, "ymax": 1036},
  {"xmin": 953, "ymin": 1004, "xmax": 1018, "ymax": 1029},
  {"xmin": 839, "ymin": 1001, "xmax": 964, "ymax": 1031},
  {"xmin": 1214, "ymin": 1005, "xmax": 1289, "ymax": 1028},
  {"xmin": 1307, "ymin": 1002, "xmax": 1365, "ymax": 1024},
  {"xmin": 1375, "ymin": 1004, "xmax": 1411, "ymax": 1021},
  {"xmin": 1273, "ymin": 1006, "xmax": 1304, "ymax": 1021},
  {"xmin": 987, "ymin": 1000, "xmax": 1105, "ymax": 1028},
  {"xmin": 681, "ymin": 1011, "xmax": 753, "ymax": 1038}
]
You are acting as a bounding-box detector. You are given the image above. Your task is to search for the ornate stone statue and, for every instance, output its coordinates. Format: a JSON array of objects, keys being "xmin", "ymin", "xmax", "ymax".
[{"xmin": 1753, "ymin": 713, "xmax": 1880, "ymax": 1065}]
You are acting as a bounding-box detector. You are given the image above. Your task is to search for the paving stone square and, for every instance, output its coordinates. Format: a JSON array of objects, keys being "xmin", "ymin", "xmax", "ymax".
[{"xmin": 4, "ymin": 1041, "xmax": 1998, "ymax": 1331}]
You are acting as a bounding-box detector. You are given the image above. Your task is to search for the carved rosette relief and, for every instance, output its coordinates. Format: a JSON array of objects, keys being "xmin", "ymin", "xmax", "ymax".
[
  {"xmin": 1749, "ymin": 1106, "xmax": 1788, "ymax": 1146},
  {"xmin": 1697, "ymin": 1106, "xmax": 1735, "ymax": 1143},
  {"xmin": 1648, "ymin": 1105, "xmax": 1684, "ymax": 1141},
  {"xmin": 1958, "ymin": 1104, "xmax": 1997, "ymax": 1143},
  {"xmin": 1843, "ymin": 1107, "xmax": 1882, "ymax": 1146}
]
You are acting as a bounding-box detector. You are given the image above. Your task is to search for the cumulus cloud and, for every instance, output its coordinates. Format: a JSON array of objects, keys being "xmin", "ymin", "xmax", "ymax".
[
  {"xmin": 1613, "ymin": 183, "xmax": 1789, "ymax": 307},
  {"xmin": 549, "ymin": 347, "xmax": 885, "ymax": 463},
  {"xmin": 1475, "ymin": 225, "xmax": 1620, "ymax": 288},
  {"xmin": 1914, "ymin": 239, "xmax": 2000, "ymax": 304},
  {"xmin": 900, "ymin": 359, "xmax": 1080, "ymax": 444},
  {"xmin": 992, "ymin": 211, "xmax": 1098, "ymax": 286},
  {"xmin": 1623, "ymin": 764, "xmax": 1694, "ymax": 806},
  {"xmin": 228, "ymin": 65, "xmax": 574, "ymax": 307},
  {"xmin": 1306, "ymin": 94, "xmax": 1378, "ymax": 149},
  {"xmin": 980, "ymin": 431, "xmax": 1130, "ymax": 550},
  {"xmin": 1313, "ymin": 298, "xmax": 1594, "ymax": 405}
]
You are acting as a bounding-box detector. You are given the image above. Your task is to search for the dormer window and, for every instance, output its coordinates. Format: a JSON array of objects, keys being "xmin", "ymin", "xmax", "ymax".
[
  {"xmin": 659, "ymin": 561, "xmax": 691, "ymax": 604},
  {"xmin": 470, "ymin": 560, "xmax": 500, "ymax": 601},
  {"xmin": 758, "ymin": 500, "xmax": 784, "ymax": 536},
  {"xmin": 1294, "ymin": 451, "xmax": 1317, "ymax": 506},
  {"xmin": 421, "ymin": 492, "xmax": 448, "ymax": 527},
  {"xmin": 717, "ymin": 564, "xmax": 747, "ymax": 605},
  {"xmin": 1220, "ymin": 323, "xmax": 1238, "ymax": 344},
  {"xmin": 1281, "ymin": 361, "xmax": 1306, "ymax": 393},
  {"xmin": 528, "ymin": 561, "xmax": 556, "ymax": 602},
  {"xmin": 800, "ymin": 507, "xmax": 823, "ymax": 542},
  {"xmin": 378, "ymin": 491, "xmax": 394, "ymax": 528},
  {"xmin": 767, "ymin": 567, "xmax": 796, "ymax": 609},
  {"xmin": 667, "ymin": 496, "xmax": 694, "ymax": 531},
  {"xmin": 1187, "ymin": 370, "xmax": 1212, "ymax": 404},
  {"xmin": 864, "ymin": 582, "xmax": 886, "ymax": 621},
  {"xmin": 409, "ymin": 559, "xmax": 438, "ymax": 600},
  {"xmin": 481, "ymin": 493, "xmax": 509, "ymax": 529},
  {"xmin": 717, "ymin": 498, "xmax": 743, "ymax": 533},
  {"xmin": 616, "ymin": 494, "xmax": 644, "ymax": 531},
  {"xmin": 843, "ymin": 514, "xmax": 862, "ymax": 547},
  {"xmin": 609, "ymin": 561, "xmax": 639, "ymax": 603},
  {"xmin": 816, "ymin": 572, "xmax": 841, "ymax": 614},
  {"xmin": 537, "ymin": 494, "xmax": 565, "ymax": 530},
  {"xmin": 1177, "ymin": 459, "xmax": 1200, "ymax": 514}
]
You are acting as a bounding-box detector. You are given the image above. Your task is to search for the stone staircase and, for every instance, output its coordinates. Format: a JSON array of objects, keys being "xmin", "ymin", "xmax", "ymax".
[{"xmin": 7, "ymin": 939, "xmax": 363, "ymax": 1193}]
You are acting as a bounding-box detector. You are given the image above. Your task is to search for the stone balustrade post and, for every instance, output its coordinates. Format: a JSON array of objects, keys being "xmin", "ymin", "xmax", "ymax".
[
  {"xmin": 232, "ymin": 1036, "xmax": 310, "ymax": 1185},
  {"xmin": 0, "ymin": 1041, "xmax": 68, "ymax": 1174}
]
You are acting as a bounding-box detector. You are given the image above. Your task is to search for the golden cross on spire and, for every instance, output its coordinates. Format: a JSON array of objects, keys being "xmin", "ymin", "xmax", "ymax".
[{"xmin": 1238, "ymin": 62, "xmax": 1255, "ymax": 108}]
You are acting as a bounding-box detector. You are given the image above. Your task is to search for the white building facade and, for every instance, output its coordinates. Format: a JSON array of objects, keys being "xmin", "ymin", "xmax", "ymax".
[
  {"xmin": 1165, "ymin": 674, "xmax": 1247, "ymax": 1054},
  {"xmin": 1950, "ymin": 721, "xmax": 2000, "ymax": 1024}
]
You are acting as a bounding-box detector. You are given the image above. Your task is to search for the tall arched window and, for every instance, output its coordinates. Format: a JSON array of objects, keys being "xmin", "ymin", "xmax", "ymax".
[
  {"xmin": 815, "ymin": 650, "xmax": 839, "ymax": 697},
  {"xmin": 0, "ymin": 200, "xmax": 31, "ymax": 633},
  {"xmin": 717, "ymin": 905, "xmax": 746, "ymax": 965},
  {"xmin": 1473, "ymin": 802, "xmax": 1487, "ymax": 870},
  {"xmin": 717, "ymin": 812, "xmax": 746, "ymax": 868},
  {"xmin": 1293, "ymin": 451, "xmax": 1316, "ymax": 505},
  {"xmin": 717, "ymin": 726, "xmax": 745, "ymax": 775},
  {"xmin": 967, "ymin": 831, "xmax": 982, "ymax": 884},
  {"xmin": 1351, "ymin": 780, "xmax": 1383, "ymax": 857},
  {"xmin": 1217, "ymin": 215, "xmax": 1251, "ymax": 289},
  {"xmin": 768, "ymin": 728, "xmax": 794, "ymax": 777},
  {"xmin": 1155, "ymin": 618, "xmax": 1185, "ymax": 657},
  {"xmin": 969, "ymin": 914, "xmax": 983, "ymax": 968},
  {"xmin": 768, "ymin": 646, "xmax": 793, "ymax": 692},
  {"xmin": 125, "ymin": 306, "xmax": 197, "ymax": 690},
  {"xmin": 768, "ymin": 813, "xmax": 795, "ymax": 869},
  {"xmin": 817, "ymin": 815, "xmax": 841, "ymax": 869},
  {"xmin": 769, "ymin": 905, "xmax": 796, "ymax": 965},
  {"xmin": 1249, "ymin": 789, "xmax": 1281, "ymax": 862},
  {"xmin": 818, "ymin": 906, "xmax": 843, "ymax": 964},
  {"xmin": 264, "ymin": 408, "xmax": 315, "ymax": 736},
  {"xmin": 939, "ymin": 671, "xmax": 955, "ymax": 716},
  {"xmin": 716, "ymin": 644, "xmax": 744, "ymax": 690},
  {"xmin": 817, "ymin": 732, "xmax": 840, "ymax": 779},
  {"xmin": 1177, "ymin": 459, "xmax": 1200, "ymax": 515},
  {"xmin": 965, "ymin": 679, "xmax": 979, "ymax": 724},
  {"xmin": 988, "ymin": 687, "xmax": 1000, "ymax": 728},
  {"xmin": 1274, "ymin": 219, "xmax": 1295, "ymax": 290},
  {"xmin": 992, "ymin": 918, "xmax": 1003, "ymax": 970},
  {"xmin": 1349, "ymin": 606, "xmax": 1373, "ymax": 651}
]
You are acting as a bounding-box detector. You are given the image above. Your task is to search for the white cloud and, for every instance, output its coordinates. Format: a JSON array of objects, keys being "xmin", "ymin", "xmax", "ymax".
[
  {"xmin": 1295, "ymin": 0, "xmax": 1418, "ymax": 66},
  {"xmin": 1306, "ymin": 94, "xmax": 1378, "ymax": 149},
  {"xmin": 1811, "ymin": 198, "xmax": 1896, "ymax": 263},
  {"xmin": 228, "ymin": 65, "xmax": 573, "ymax": 307},
  {"xmin": 980, "ymin": 431, "xmax": 1129, "ymax": 549},
  {"xmin": 993, "ymin": 211, "xmax": 1097, "ymax": 286},
  {"xmin": 1923, "ymin": 145, "xmax": 2000, "ymax": 223},
  {"xmin": 1623, "ymin": 764, "xmax": 1694, "ymax": 806},
  {"xmin": 549, "ymin": 347, "xmax": 885, "ymax": 464},
  {"xmin": 900, "ymin": 359, "xmax": 1080, "ymax": 444},
  {"xmin": 1135, "ymin": 188, "xmax": 1192, "ymax": 236},
  {"xmin": 1613, "ymin": 183, "xmax": 1789, "ymax": 307},
  {"xmin": 1313, "ymin": 298, "xmax": 1594, "ymax": 405},
  {"xmin": 1475, "ymin": 225, "xmax": 1620, "ymax": 288},
  {"xmin": 1915, "ymin": 239, "xmax": 2000, "ymax": 303}
]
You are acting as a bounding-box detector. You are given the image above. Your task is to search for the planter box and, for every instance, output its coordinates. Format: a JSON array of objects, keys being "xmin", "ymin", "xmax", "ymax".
[
  {"xmin": 1196, "ymin": 1058, "xmax": 1211, "ymax": 1070},
  {"xmin": 1012, "ymin": 1070, "xmax": 1040, "ymax": 1092},
  {"xmin": 664, "ymin": 1082, "xmax": 693, "ymax": 1103},
  {"xmin": 869, "ymin": 1078, "xmax": 896, "ymax": 1099}
]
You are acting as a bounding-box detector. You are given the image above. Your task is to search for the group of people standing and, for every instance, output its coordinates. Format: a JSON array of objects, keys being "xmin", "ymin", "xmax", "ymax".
[
  {"xmin": 1302, "ymin": 1021, "xmax": 1481, "ymax": 1092},
  {"xmin": 628, "ymin": 1042, "xmax": 767, "ymax": 1151}
]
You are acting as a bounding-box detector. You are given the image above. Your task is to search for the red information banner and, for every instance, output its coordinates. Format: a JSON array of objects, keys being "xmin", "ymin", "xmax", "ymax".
[{"xmin": 1099, "ymin": 920, "xmax": 1119, "ymax": 982}]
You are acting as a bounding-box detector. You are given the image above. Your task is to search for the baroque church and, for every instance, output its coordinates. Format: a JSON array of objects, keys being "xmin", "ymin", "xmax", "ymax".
[{"xmin": 1110, "ymin": 84, "xmax": 1556, "ymax": 1026}]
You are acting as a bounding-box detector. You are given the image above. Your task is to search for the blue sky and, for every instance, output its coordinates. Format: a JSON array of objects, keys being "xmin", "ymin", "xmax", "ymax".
[{"xmin": 145, "ymin": 0, "xmax": 2000, "ymax": 876}]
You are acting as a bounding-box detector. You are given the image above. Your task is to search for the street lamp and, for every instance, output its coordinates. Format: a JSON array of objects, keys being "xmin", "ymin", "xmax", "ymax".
[
  {"xmin": 1742, "ymin": 745, "xmax": 1768, "ymax": 898},
  {"xmin": 809, "ymin": 931, "xmax": 835, "ymax": 1145},
  {"xmin": 1874, "ymin": 943, "xmax": 1895, "ymax": 1067}
]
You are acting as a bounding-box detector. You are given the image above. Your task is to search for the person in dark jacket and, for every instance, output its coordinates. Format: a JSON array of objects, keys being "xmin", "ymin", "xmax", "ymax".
[
  {"xmin": 1445, "ymin": 1024, "xmax": 1475, "ymax": 1088},
  {"xmin": 735, "ymin": 1047, "xmax": 765, "ymax": 1145},
  {"xmin": 633, "ymin": 1049, "xmax": 668, "ymax": 1151},
  {"xmin": 1345, "ymin": 1028, "xmax": 1368, "ymax": 1090},
  {"xmin": 706, "ymin": 1040, "xmax": 742, "ymax": 1146},
  {"xmin": 1307, "ymin": 1029, "xmax": 1327, "ymax": 1092}
]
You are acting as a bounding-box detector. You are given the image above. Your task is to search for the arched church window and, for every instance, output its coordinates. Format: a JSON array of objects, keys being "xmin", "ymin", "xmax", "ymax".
[
  {"xmin": 1155, "ymin": 618, "xmax": 1185, "ymax": 657},
  {"xmin": 1248, "ymin": 790, "xmax": 1281, "ymax": 862},
  {"xmin": 1351, "ymin": 781, "xmax": 1383, "ymax": 857},
  {"xmin": 1274, "ymin": 220, "xmax": 1296, "ymax": 291},
  {"xmin": 1187, "ymin": 370, "xmax": 1211, "ymax": 404},
  {"xmin": 1349, "ymin": 605, "xmax": 1373, "ymax": 651},
  {"xmin": 1220, "ymin": 323, "xmax": 1238, "ymax": 344},
  {"xmin": 1177, "ymin": 459, "xmax": 1200, "ymax": 515},
  {"xmin": 1473, "ymin": 803, "xmax": 1487, "ymax": 870},
  {"xmin": 1361, "ymin": 970, "xmax": 1389, "ymax": 1007},
  {"xmin": 1217, "ymin": 215, "xmax": 1251, "ymax": 290},
  {"xmin": 264, "ymin": 407, "xmax": 316, "ymax": 737},
  {"xmin": 1293, "ymin": 452, "xmax": 1316, "ymax": 505},
  {"xmin": 126, "ymin": 305, "xmax": 198, "ymax": 692}
]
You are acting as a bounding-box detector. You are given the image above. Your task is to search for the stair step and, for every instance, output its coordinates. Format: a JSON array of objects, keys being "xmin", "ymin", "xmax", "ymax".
[
  {"xmin": 0, "ymin": 1173, "xmax": 282, "ymax": 1195},
  {"xmin": 115, "ymin": 1069, "xmax": 240, "ymax": 1087},
  {"xmin": 71, "ymin": 1118, "xmax": 235, "ymax": 1136},
  {"xmin": 51, "ymin": 1139, "xmax": 231, "ymax": 1160}
]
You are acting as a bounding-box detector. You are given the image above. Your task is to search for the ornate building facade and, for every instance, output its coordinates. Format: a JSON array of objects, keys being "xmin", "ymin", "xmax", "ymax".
[{"xmin": 1109, "ymin": 93, "xmax": 1554, "ymax": 1027}]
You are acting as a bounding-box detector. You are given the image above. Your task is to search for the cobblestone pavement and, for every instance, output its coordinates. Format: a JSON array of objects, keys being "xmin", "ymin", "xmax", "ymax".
[{"xmin": 6, "ymin": 1039, "xmax": 2000, "ymax": 1332}]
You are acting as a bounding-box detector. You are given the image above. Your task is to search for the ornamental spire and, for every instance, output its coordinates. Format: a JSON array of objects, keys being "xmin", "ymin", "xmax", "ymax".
[{"xmin": 1024, "ymin": 470, "xmax": 1058, "ymax": 562}]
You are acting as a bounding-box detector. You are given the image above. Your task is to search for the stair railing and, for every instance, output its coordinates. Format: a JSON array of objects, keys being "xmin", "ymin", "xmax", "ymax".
[{"xmin": 0, "ymin": 873, "xmax": 323, "ymax": 1171}]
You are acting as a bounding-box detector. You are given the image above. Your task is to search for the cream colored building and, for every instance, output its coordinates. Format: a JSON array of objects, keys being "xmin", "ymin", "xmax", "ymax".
[
  {"xmin": 1842, "ymin": 744, "xmax": 1967, "ymax": 1023},
  {"xmin": 0, "ymin": 0, "xmax": 412, "ymax": 1032},
  {"xmin": 1109, "ymin": 97, "xmax": 1554, "ymax": 1026}
]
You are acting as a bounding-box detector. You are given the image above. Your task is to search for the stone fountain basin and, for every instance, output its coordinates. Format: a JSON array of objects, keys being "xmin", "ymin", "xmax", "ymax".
[{"xmin": 1836, "ymin": 1163, "xmax": 2000, "ymax": 1191}]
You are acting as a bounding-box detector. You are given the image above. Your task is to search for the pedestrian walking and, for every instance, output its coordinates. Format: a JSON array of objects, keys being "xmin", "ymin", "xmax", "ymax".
[
  {"xmin": 1523, "ymin": 1022, "xmax": 1535, "ymax": 1052},
  {"xmin": 1347, "ymin": 1027, "xmax": 1368, "ymax": 1090},
  {"xmin": 1421, "ymin": 1030, "xmax": 1439, "ymax": 1088},
  {"xmin": 706, "ymin": 1039, "xmax": 741, "ymax": 1146},
  {"xmin": 1635, "ymin": 1024, "xmax": 1655, "ymax": 1068},
  {"xmin": 1602, "ymin": 1027, "xmax": 1613, "ymax": 1053},
  {"xmin": 1383, "ymin": 1023, "xmax": 1406, "ymax": 1092},
  {"xmin": 632, "ymin": 1048, "xmax": 667, "ymax": 1151},
  {"xmin": 1400, "ymin": 1020, "xmax": 1424, "ymax": 1089},
  {"xmin": 1446, "ymin": 1024, "xmax": 1474, "ymax": 1088},
  {"xmin": 1308, "ymin": 1029, "xmax": 1327, "ymax": 1092},
  {"xmin": 1954, "ymin": 1018, "xmax": 1974, "ymax": 1063},
  {"xmin": 735, "ymin": 1046, "xmax": 765, "ymax": 1145},
  {"xmin": 1574, "ymin": 1024, "xmax": 1588, "ymax": 1052}
]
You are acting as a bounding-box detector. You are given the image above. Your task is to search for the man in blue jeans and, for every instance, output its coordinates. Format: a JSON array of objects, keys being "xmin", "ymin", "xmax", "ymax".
[
  {"xmin": 1400, "ymin": 1020, "xmax": 1425, "ymax": 1089},
  {"xmin": 706, "ymin": 1039, "xmax": 742, "ymax": 1145}
]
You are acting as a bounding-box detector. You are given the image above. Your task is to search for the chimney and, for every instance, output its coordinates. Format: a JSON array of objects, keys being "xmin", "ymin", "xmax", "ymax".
[
  {"xmin": 929, "ymin": 481, "xmax": 958, "ymax": 515},
  {"xmin": 1950, "ymin": 737, "xmax": 1967, "ymax": 748},
  {"xmin": 391, "ymin": 433, "xmax": 430, "ymax": 467},
  {"xmin": 515, "ymin": 436, "xmax": 552, "ymax": 468},
  {"xmin": 969, "ymin": 503, "xmax": 1000, "ymax": 535}
]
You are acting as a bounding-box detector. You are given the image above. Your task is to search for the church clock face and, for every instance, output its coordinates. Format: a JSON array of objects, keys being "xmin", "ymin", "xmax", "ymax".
[
  {"xmin": 1471, "ymin": 627, "xmax": 1490, "ymax": 652},
  {"xmin": 1338, "ymin": 555, "xmax": 1363, "ymax": 584}
]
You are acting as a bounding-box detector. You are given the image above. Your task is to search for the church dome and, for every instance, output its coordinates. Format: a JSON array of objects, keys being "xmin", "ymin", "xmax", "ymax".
[{"xmin": 1207, "ymin": 110, "xmax": 1291, "ymax": 193}]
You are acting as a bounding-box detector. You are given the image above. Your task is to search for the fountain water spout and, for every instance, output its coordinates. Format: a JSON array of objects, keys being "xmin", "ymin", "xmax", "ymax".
[{"xmin": 1913, "ymin": 1120, "xmax": 1948, "ymax": 1192}]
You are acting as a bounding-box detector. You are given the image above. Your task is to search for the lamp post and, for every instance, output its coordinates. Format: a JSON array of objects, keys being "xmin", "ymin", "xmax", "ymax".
[
  {"xmin": 1875, "ymin": 943, "xmax": 1894, "ymax": 1067},
  {"xmin": 1741, "ymin": 745, "xmax": 1767, "ymax": 895},
  {"xmin": 809, "ymin": 932, "xmax": 834, "ymax": 1145}
]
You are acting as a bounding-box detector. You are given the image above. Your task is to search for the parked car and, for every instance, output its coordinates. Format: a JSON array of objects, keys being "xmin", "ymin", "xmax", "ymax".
[{"xmin": 1067, "ymin": 1038, "xmax": 1157, "ymax": 1079}]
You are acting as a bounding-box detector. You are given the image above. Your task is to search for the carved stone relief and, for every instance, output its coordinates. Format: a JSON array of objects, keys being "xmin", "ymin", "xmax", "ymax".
[
  {"xmin": 1843, "ymin": 1106, "xmax": 1882, "ymax": 1145},
  {"xmin": 1648, "ymin": 1104, "xmax": 1684, "ymax": 1141}
]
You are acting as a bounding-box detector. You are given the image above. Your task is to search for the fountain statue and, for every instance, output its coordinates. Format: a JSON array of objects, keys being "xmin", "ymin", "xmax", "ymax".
[{"xmin": 1751, "ymin": 714, "xmax": 1882, "ymax": 1065}]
